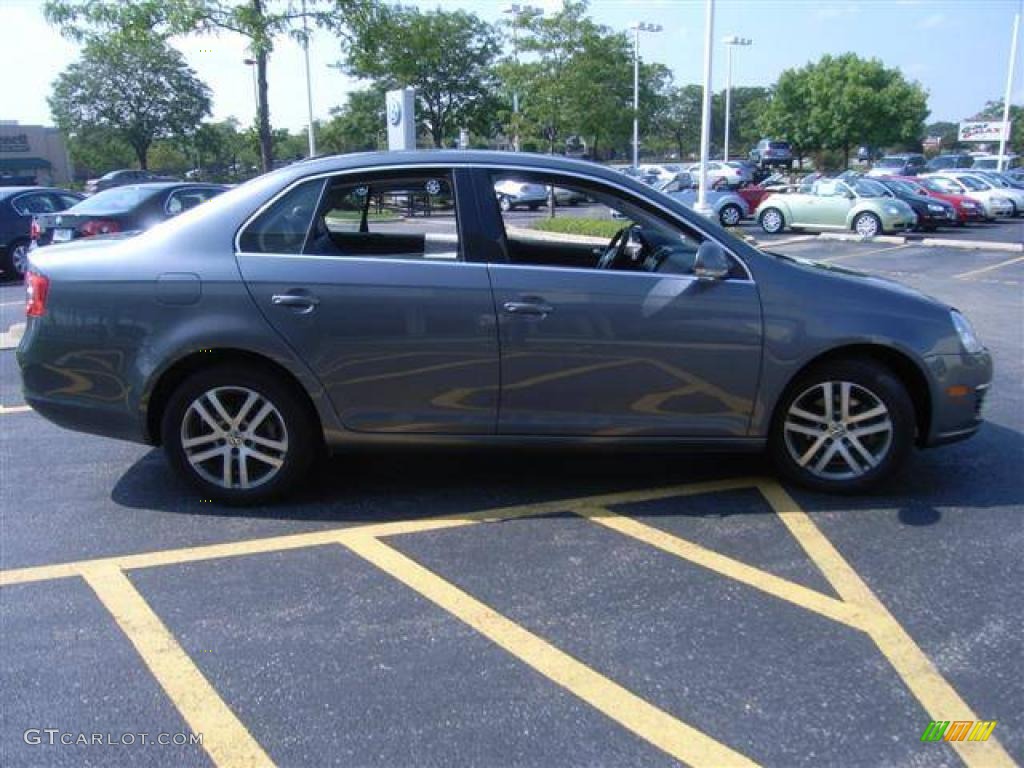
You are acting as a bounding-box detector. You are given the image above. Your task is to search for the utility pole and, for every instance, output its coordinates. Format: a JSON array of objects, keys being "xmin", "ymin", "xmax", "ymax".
[
  {"xmin": 998, "ymin": 11, "xmax": 1020, "ymax": 171},
  {"xmin": 631, "ymin": 21, "xmax": 662, "ymax": 169},
  {"xmin": 722, "ymin": 36, "xmax": 752, "ymax": 164},
  {"xmin": 694, "ymin": 0, "xmax": 715, "ymax": 218}
]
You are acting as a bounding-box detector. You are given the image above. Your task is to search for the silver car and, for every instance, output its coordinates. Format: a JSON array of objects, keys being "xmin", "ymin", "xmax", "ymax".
[
  {"xmin": 20, "ymin": 151, "xmax": 992, "ymax": 503},
  {"xmin": 657, "ymin": 173, "xmax": 749, "ymax": 226}
]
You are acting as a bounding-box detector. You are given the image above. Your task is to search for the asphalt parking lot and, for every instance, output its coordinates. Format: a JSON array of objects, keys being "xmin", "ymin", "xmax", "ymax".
[{"xmin": 1, "ymin": 237, "xmax": 1022, "ymax": 767}]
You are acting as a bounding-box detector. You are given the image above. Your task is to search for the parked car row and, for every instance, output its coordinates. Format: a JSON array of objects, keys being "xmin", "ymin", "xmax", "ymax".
[{"xmin": 0, "ymin": 186, "xmax": 84, "ymax": 277}]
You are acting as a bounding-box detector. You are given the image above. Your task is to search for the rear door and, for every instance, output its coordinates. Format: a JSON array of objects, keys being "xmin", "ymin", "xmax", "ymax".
[
  {"xmin": 474, "ymin": 168, "xmax": 762, "ymax": 437},
  {"xmin": 235, "ymin": 167, "xmax": 500, "ymax": 434}
]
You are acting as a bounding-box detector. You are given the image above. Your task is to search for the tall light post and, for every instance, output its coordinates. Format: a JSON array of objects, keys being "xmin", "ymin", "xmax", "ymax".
[
  {"xmin": 503, "ymin": 3, "xmax": 543, "ymax": 152},
  {"xmin": 301, "ymin": 0, "xmax": 316, "ymax": 157},
  {"xmin": 242, "ymin": 58, "xmax": 258, "ymax": 119},
  {"xmin": 722, "ymin": 35, "xmax": 752, "ymax": 163},
  {"xmin": 631, "ymin": 21, "xmax": 662, "ymax": 168},
  {"xmin": 998, "ymin": 11, "xmax": 1020, "ymax": 171},
  {"xmin": 694, "ymin": 0, "xmax": 716, "ymax": 218}
]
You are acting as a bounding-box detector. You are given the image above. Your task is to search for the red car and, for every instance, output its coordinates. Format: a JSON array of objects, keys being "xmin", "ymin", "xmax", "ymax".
[
  {"xmin": 735, "ymin": 183, "xmax": 776, "ymax": 210},
  {"xmin": 885, "ymin": 175, "xmax": 985, "ymax": 225}
]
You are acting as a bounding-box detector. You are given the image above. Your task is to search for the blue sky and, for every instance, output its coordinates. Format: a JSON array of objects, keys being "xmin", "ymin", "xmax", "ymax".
[{"xmin": 1, "ymin": 0, "xmax": 1021, "ymax": 133}]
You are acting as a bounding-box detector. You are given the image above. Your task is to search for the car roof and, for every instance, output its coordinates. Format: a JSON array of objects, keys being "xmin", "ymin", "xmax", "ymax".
[
  {"xmin": 94, "ymin": 181, "xmax": 227, "ymax": 192},
  {"xmin": 0, "ymin": 186, "xmax": 78, "ymax": 200}
]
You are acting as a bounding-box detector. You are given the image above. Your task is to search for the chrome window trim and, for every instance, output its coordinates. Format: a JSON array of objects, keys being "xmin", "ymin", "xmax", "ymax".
[
  {"xmin": 233, "ymin": 162, "xmax": 754, "ymax": 282},
  {"xmin": 10, "ymin": 191, "xmax": 55, "ymax": 217}
]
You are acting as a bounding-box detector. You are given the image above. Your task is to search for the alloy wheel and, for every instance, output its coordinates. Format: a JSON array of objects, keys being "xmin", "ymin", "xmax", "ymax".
[
  {"xmin": 720, "ymin": 205, "xmax": 742, "ymax": 227},
  {"xmin": 783, "ymin": 381, "xmax": 893, "ymax": 480},
  {"xmin": 180, "ymin": 386, "xmax": 289, "ymax": 490},
  {"xmin": 761, "ymin": 209, "xmax": 783, "ymax": 233},
  {"xmin": 11, "ymin": 243, "xmax": 29, "ymax": 277},
  {"xmin": 854, "ymin": 213, "xmax": 880, "ymax": 237}
]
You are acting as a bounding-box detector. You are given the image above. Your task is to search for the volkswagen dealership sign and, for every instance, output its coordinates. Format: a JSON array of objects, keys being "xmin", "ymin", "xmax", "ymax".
[{"xmin": 958, "ymin": 121, "xmax": 1012, "ymax": 142}]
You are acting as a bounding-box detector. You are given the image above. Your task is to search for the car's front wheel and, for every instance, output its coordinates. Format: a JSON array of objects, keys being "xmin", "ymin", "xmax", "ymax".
[
  {"xmin": 769, "ymin": 360, "xmax": 915, "ymax": 493},
  {"xmin": 853, "ymin": 212, "xmax": 881, "ymax": 237},
  {"xmin": 719, "ymin": 203, "xmax": 743, "ymax": 227},
  {"xmin": 759, "ymin": 207, "xmax": 785, "ymax": 234},
  {"xmin": 499, "ymin": 196, "xmax": 513, "ymax": 212},
  {"xmin": 161, "ymin": 364, "xmax": 317, "ymax": 504}
]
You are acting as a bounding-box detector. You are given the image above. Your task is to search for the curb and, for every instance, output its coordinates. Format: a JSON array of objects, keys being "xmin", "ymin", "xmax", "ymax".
[
  {"xmin": 0, "ymin": 321, "xmax": 25, "ymax": 351},
  {"xmin": 751, "ymin": 232, "xmax": 1023, "ymax": 254}
]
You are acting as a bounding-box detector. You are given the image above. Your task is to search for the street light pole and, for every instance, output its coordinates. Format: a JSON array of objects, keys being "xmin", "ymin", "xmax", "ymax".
[
  {"xmin": 722, "ymin": 35, "xmax": 751, "ymax": 164},
  {"xmin": 504, "ymin": 4, "xmax": 543, "ymax": 152},
  {"xmin": 630, "ymin": 21, "xmax": 662, "ymax": 169},
  {"xmin": 301, "ymin": 0, "xmax": 316, "ymax": 157},
  {"xmin": 695, "ymin": 0, "xmax": 716, "ymax": 218},
  {"xmin": 243, "ymin": 58, "xmax": 258, "ymax": 120},
  {"xmin": 998, "ymin": 11, "xmax": 1020, "ymax": 171}
]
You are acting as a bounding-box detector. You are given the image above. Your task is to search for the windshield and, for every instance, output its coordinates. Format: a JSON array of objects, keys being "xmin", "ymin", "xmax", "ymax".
[
  {"xmin": 769, "ymin": 142, "xmax": 790, "ymax": 150},
  {"xmin": 875, "ymin": 157, "xmax": 904, "ymax": 168},
  {"xmin": 919, "ymin": 178, "xmax": 952, "ymax": 194},
  {"xmin": 853, "ymin": 179, "xmax": 888, "ymax": 197},
  {"xmin": 887, "ymin": 180, "xmax": 922, "ymax": 196},
  {"xmin": 972, "ymin": 158, "xmax": 998, "ymax": 169},
  {"xmin": 958, "ymin": 175, "xmax": 990, "ymax": 190},
  {"xmin": 73, "ymin": 186, "xmax": 164, "ymax": 212}
]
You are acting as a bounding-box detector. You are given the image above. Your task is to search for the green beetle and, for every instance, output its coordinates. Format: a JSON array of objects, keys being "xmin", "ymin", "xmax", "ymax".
[{"xmin": 756, "ymin": 177, "xmax": 918, "ymax": 236}]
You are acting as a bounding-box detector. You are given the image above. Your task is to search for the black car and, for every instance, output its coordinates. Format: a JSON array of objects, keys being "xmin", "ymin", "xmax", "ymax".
[
  {"xmin": 875, "ymin": 177, "xmax": 957, "ymax": 230},
  {"xmin": 33, "ymin": 183, "xmax": 227, "ymax": 248},
  {"xmin": 867, "ymin": 154, "xmax": 928, "ymax": 177},
  {"xmin": 926, "ymin": 154, "xmax": 974, "ymax": 172},
  {"xmin": 84, "ymin": 169, "xmax": 178, "ymax": 195},
  {"xmin": 0, "ymin": 186, "xmax": 83, "ymax": 278}
]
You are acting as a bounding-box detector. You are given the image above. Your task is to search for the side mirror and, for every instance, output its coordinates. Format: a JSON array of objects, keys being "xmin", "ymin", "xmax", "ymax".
[{"xmin": 693, "ymin": 241, "xmax": 730, "ymax": 281}]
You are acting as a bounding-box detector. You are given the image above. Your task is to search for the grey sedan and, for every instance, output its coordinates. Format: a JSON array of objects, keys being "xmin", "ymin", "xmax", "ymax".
[
  {"xmin": 656, "ymin": 173, "xmax": 749, "ymax": 226},
  {"xmin": 19, "ymin": 151, "xmax": 992, "ymax": 503}
]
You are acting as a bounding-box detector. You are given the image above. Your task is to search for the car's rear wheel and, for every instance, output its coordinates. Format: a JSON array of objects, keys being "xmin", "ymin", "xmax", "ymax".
[
  {"xmin": 769, "ymin": 360, "xmax": 915, "ymax": 493},
  {"xmin": 853, "ymin": 212, "xmax": 881, "ymax": 237},
  {"xmin": 719, "ymin": 203, "xmax": 743, "ymax": 227},
  {"xmin": 161, "ymin": 365, "xmax": 316, "ymax": 504},
  {"xmin": 759, "ymin": 207, "xmax": 785, "ymax": 234},
  {"xmin": 2, "ymin": 239, "xmax": 29, "ymax": 281},
  {"xmin": 499, "ymin": 195, "xmax": 512, "ymax": 212}
]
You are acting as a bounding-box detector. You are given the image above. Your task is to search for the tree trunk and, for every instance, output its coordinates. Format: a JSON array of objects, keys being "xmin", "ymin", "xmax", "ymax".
[
  {"xmin": 133, "ymin": 140, "xmax": 150, "ymax": 170},
  {"xmin": 843, "ymin": 143, "xmax": 850, "ymax": 171},
  {"xmin": 256, "ymin": 49, "xmax": 273, "ymax": 172}
]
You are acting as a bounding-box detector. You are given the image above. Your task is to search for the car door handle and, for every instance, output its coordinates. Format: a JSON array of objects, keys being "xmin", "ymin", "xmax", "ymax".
[
  {"xmin": 503, "ymin": 300, "xmax": 554, "ymax": 316},
  {"xmin": 272, "ymin": 294, "xmax": 320, "ymax": 311}
]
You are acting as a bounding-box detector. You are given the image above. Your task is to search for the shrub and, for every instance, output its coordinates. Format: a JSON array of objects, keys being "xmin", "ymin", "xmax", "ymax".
[{"xmin": 530, "ymin": 217, "xmax": 625, "ymax": 239}]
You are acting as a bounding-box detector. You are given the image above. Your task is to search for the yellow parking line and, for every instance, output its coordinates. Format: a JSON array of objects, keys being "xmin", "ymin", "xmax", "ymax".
[
  {"xmin": 0, "ymin": 478, "xmax": 756, "ymax": 588},
  {"xmin": 80, "ymin": 564, "xmax": 273, "ymax": 768},
  {"xmin": 821, "ymin": 244, "xmax": 910, "ymax": 262},
  {"xmin": 340, "ymin": 533, "xmax": 760, "ymax": 768},
  {"xmin": 575, "ymin": 505, "xmax": 866, "ymax": 630},
  {"xmin": 759, "ymin": 482, "xmax": 1016, "ymax": 768},
  {"xmin": 954, "ymin": 254, "xmax": 1024, "ymax": 279},
  {"xmin": 0, "ymin": 404, "xmax": 32, "ymax": 415}
]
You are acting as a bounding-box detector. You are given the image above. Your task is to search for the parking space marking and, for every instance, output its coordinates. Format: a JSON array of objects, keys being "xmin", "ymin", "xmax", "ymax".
[
  {"xmin": 760, "ymin": 482, "xmax": 1016, "ymax": 768},
  {"xmin": 954, "ymin": 254, "xmax": 1024, "ymax": 279},
  {"xmin": 341, "ymin": 533, "xmax": 760, "ymax": 768},
  {"xmin": 820, "ymin": 244, "xmax": 911, "ymax": 262},
  {"xmin": 575, "ymin": 505, "xmax": 866, "ymax": 630},
  {"xmin": 80, "ymin": 563, "xmax": 273, "ymax": 768},
  {"xmin": 0, "ymin": 404, "xmax": 32, "ymax": 414}
]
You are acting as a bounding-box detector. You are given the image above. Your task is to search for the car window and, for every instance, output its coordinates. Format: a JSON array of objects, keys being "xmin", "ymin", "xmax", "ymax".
[
  {"xmin": 54, "ymin": 193, "xmax": 82, "ymax": 209},
  {"xmin": 238, "ymin": 177, "xmax": 325, "ymax": 254},
  {"xmin": 166, "ymin": 187, "xmax": 222, "ymax": 216},
  {"xmin": 489, "ymin": 172, "xmax": 730, "ymax": 277},
  {"xmin": 958, "ymin": 175, "xmax": 990, "ymax": 190},
  {"xmin": 304, "ymin": 172, "xmax": 460, "ymax": 261},
  {"xmin": 11, "ymin": 193, "xmax": 57, "ymax": 215}
]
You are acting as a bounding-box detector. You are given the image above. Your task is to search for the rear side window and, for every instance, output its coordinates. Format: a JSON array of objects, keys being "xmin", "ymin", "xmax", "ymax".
[
  {"xmin": 304, "ymin": 172, "xmax": 460, "ymax": 261},
  {"xmin": 12, "ymin": 193, "xmax": 57, "ymax": 215},
  {"xmin": 238, "ymin": 178, "xmax": 325, "ymax": 254},
  {"xmin": 166, "ymin": 187, "xmax": 222, "ymax": 216}
]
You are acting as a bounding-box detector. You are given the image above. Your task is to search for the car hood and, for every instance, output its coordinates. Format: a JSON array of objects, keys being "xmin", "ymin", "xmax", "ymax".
[{"xmin": 762, "ymin": 249, "xmax": 947, "ymax": 308}]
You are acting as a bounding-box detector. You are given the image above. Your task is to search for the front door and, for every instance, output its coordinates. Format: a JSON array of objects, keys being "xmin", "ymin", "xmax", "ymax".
[
  {"xmin": 476, "ymin": 169, "xmax": 763, "ymax": 437},
  {"xmin": 235, "ymin": 168, "xmax": 499, "ymax": 434}
]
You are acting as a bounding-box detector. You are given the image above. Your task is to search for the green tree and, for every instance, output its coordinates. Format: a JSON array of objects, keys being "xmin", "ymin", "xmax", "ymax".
[
  {"xmin": 924, "ymin": 121, "xmax": 961, "ymax": 153},
  {"xmin": 48, "ymin": 32, "xmax": 211, "ymax": 170},
  {"xmin": 345, "ymin": 6, "xmax": 500, "ymax": 147},
  {"xmin": 64, "ymin": 127, "xmax": 135, "ymax": 180},
  {"xmin": 44, "ymin": 0, "xmax": 373, "ymax": 172},
  {"xmin": 320, "ymin": 88, "xmax": 386, "ymax": 154},
  {"xmin": 971, "ymin": 100, "xmax": 1023, "ymax": 154},
  {"xmin": 659, "ymin": 84, "xmax": 703, "ymax": 161}
]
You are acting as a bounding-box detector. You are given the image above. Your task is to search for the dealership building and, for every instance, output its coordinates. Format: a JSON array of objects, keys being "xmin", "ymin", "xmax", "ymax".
[{"xmin": 0, "ymin": 121, "xmax": 73, "ymax": 186}]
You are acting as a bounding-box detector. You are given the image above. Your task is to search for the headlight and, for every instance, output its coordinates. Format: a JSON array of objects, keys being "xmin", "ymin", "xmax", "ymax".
[
  {"xmin": 927, "ymin": 203, "xmax": 944, "ymax": 212},
  {"xmin": 951, "ymin": 310, "xmax": 983, "ymax": 354},
  {"xmin": 885, "ymin": 205, "xmax": 901, "ymax": 215},
  {"xmin": 962, "ymin": 201, "xmax": 978, "ymax": 208}
]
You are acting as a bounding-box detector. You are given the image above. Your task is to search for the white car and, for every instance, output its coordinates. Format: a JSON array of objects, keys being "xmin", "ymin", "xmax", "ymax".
[
  {"xmin": 972, "ymin": 154, "xmax": 1020, "ymax": 171},
  {"xmin": 637, "ymin": 164, "xmax": 684, "ymax": 184},
  {"xmin": 922, "ymin": 174, "xmax": 1015, "ymax": 220},
  {"xmin": 940, "ymin": 171, "xmax": 1024, "ymax": 216},
  {"xmin": 684, "ymin": 161, "xmax": 750, "ymax": 187},
  {"xmin": 494, "ymin": 179, "xmax": 548, "ymax": 211}
]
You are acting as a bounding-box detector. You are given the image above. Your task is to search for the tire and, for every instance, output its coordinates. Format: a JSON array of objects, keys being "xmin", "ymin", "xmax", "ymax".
[
  {"xmin": 161, "ymin": 364, "xmax": 317, "ymax": 505},
  {"xmin": 769, "ymin": 359, "xmax": 915, "ymax": 493},
  {"xmin": 719, "ymin": 203, "xmax": 743, "ymax": 227},
  {"xmin": 2, "ymin": 239, "xmax": 29, "ymax": 281},
  {"xmin": 853, "ymin": 211, "xmax": 881, "ymax": 237},
  {"xmin": 759, "ymin": 207, "xmax": 785, "ymax": 234},
  {"xmin": 528, "ymin": 203, "xmax": 541, "ymax": 211},
  {"xmin": 499, "ymin": 196, "xmax": 512, "ymax": 213}
]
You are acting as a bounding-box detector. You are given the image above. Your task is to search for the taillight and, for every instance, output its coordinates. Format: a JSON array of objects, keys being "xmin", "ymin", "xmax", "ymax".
[
  {"xmin": 26, "ymin": 271, "xmax": 49, "ymax": 317},
  {"xmin": 79, "ymin": 219, "xmax": 121, "ymax": 237},
  {"xmin": 30, "ymin": 218, "xmax": 41, "ymax": 240}
]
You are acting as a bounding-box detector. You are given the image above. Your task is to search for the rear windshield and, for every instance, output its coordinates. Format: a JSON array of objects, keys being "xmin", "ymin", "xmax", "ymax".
[
  {"xmin": 74, "ymin": 186, "xmax": 164, "ymax": 212},
  {"xmin": 972, "ymin": 158, "xmax": 997, "ymax": 169},
  {"xmin": 875, "ymin": 157, "xmax": 904, "ymax": 167},
  {"xmin": 768, "ymin": 142, "xmax": 789, "ymax": 150}
]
